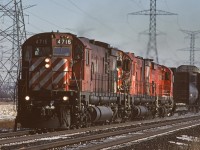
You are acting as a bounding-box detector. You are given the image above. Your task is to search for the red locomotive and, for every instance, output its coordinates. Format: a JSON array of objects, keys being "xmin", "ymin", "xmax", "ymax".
[{"xmin": 16, "ymin": 32, "xmax": 174, "ymax": 129}]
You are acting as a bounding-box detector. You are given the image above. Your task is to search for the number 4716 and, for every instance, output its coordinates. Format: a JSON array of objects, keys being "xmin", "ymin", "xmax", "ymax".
[{"xmin": 56, "ymin": 39, "xmax": 72, "ymax": 45}]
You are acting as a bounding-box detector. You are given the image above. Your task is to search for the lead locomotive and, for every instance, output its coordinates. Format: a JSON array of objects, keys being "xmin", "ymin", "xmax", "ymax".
[{"xmin": 16, "ymin": 32, "xmax": 174, "ymax": 129}]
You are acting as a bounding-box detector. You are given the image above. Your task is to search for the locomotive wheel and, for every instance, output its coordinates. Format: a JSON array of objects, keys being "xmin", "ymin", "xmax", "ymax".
[{"xmin": 81, "ymin": 111, "xmax": 92, "ymax": 128}]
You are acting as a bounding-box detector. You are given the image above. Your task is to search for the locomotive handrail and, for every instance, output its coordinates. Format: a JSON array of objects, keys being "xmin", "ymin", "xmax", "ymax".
[
  {"xmin": 73, "ymin": 72, "xmax": 79, "ymax": 91},
  {"xmin": 91, "ymin": 72, "xmax": 118, "ymax": 97}
]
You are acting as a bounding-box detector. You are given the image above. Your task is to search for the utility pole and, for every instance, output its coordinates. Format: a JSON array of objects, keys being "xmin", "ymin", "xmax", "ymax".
[
  {"xmin": 128, "ymin": 0, "xmax": 176, "ymax": 63},
  {"xmin": 0, "ymin": 0, "xmax": 28, "ymax": 100},
  {"xmin": 179, "ymin": 30, "xmax": 200, "ymax": 65}
]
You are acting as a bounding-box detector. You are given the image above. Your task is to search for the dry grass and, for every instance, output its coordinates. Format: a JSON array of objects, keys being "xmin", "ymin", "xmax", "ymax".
[
  {"xmin": 189, "ymin": 141, "xmax": 200, "ymax": 150},
  {"xmin": 0, "ymin": 120, "xmax": 15, "ymax": 129}
]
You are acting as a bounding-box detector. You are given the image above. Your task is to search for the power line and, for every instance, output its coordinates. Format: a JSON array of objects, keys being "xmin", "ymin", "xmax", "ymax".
[
  {"xmin": 66, "ymin": 0, "xmax": 133, "ymax": 39},
  {"xmin": 0, "ymin": 0, "xmax": 28, "ymax": 100},
  {"xmin": 26, "ymin": 10, "xmax": 75, "ymax": 32},
  {"xmin": 178, "ymin": 30, "xmax": 200, "ymax": 66},
  {"xmin": 50, "ymin": 0, "xmax": 81, "ymax": 15},
  {"xmin": 128, "ymin": 0, "xmax": 177, "ymax": 63}
]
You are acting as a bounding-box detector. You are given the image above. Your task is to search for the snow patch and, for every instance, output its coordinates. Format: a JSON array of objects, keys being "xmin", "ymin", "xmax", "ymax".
[
  {"xmin": 169, "ymin": 141, "xmax": 188, "ymax": 146},
  {"xmin": 177, "ymin": 135, "xmax": 200, "ymax": 142},
  {"xmin": 0, "ymin": 104, "xmax": 16, "ymax": 120}
]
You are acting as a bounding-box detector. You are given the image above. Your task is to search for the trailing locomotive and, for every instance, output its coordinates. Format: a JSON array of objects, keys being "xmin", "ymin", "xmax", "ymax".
[
  {"xmin": 16, "ymin": 32, "xmax": 174, "ymax": 129},
  {"xmin": 173, "ymin": 65, "xmax": 200, "ymax": 113}
]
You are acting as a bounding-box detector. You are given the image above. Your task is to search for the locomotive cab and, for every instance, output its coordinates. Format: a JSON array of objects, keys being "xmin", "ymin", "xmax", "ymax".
[{"xmin": 17, "ymin": 32, "xmax": 85, "ymax": 129}]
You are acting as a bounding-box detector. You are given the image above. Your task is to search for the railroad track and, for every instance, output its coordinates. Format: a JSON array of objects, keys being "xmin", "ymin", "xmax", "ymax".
[
  {"xmin": 1, "ymin": 115, "xmax": 200, "ymax": 150},
  {"xmin": 82, "ymin": 117, "xmax": 200, "ymax": 150},
  {"xmin": 0, "ymin": 130, "xmax": 32, "ymax": 139}
]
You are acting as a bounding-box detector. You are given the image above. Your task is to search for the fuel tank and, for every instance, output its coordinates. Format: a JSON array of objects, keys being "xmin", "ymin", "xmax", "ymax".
[
  {"xmin": 89, "ymin": 106, "xmax": 113, "ymax": 122},
  {"xmin": 132, "ymin": 106, "xmax": 149, "ymax": 117}
]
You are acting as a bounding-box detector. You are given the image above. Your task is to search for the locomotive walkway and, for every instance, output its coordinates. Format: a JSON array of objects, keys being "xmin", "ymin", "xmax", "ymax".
[{"xmin": 1, "ymin": 115, "xmax": 200, "ymax": 149}]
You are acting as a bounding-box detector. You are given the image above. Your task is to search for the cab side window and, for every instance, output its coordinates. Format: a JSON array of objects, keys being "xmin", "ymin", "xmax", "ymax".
[
  {"xmin": 24, "ymin": 46, "xmax": 32, "ymax": 61},
  {"xmin": 165, "ymin": 72, "xmax": 170, "ymax": 80}
]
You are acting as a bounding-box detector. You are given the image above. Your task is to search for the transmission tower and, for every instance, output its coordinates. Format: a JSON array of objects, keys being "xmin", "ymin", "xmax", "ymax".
[
  {"xmin": 179, "ymin": 30, "xmax": 200, "ymax": 65},
  {"xmin": 0, "ymin": 0, "xmax": 27, "ymax": 100},
  {"xmin": 128, "ymin": 0, "xmax": 176, "ymax": 63}
]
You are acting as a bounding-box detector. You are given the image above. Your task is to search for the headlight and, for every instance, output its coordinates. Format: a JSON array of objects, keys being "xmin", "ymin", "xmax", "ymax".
[
  {"xmin": 25, "ymin": 96, "xmax": 30, "ymax": 101},
  {"xmin": 45, "ymin": 63, "xmax": 50, "ymax": 68},
  {"xmin": 45, "ymin": 58, "xmax": 50, "ymax": 63},
  {"xmin": 63, "ymin": 96, "xmax": 69, "ymax": 101}
]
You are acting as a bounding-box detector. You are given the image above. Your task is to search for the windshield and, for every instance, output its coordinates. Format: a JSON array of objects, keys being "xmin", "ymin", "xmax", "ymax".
[
  {"xmin": 34, "ymin": 47, "xmax": 51, "ymax": 57},
  {"xmin": 53, "ymin": 47, "xmax": 71, "ymax": 56}
]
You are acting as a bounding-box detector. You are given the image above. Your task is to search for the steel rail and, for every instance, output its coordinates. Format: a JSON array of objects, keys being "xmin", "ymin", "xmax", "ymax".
[
  {"xmin": 18, "ymin": 115, "xmax": 200, "ymax": 150},
  {"xmin": 82, "ymin": 120, "xmax": 200, "ymax": 150},
  {"xmin": 0, "ymin": 130, "xmax": 31, "ymax": 139},
  {"xmin": 0, "ymin": 116, "xmax": 174, "ymax": 145}
]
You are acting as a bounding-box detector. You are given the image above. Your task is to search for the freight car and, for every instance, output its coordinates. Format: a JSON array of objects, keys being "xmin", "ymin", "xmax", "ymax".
[
  {"xmin": 173, "ymin": 65, "xmax": 200, "ymax": 114},
  {"xmin": 15, "ymin": 32, "xmax": 175, "ymax": 129}
]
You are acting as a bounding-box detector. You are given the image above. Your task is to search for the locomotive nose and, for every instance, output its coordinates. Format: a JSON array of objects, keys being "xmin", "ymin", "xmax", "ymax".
[{"xmin": 29, "ymin": 57, "xmax": 69, "ymax": 91}]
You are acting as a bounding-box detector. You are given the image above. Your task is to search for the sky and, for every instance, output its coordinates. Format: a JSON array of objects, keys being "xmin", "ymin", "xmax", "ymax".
[{"xmin": 22, "ymin": 0, "xmax": 200, "ymax": 67}]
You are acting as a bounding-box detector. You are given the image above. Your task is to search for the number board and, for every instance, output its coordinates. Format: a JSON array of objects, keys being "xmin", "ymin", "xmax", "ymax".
[
  {"xmin": 35, "ymin": 39, "xmax": 48, "ymax": 45},
  {"xmin": 56, "ymin": 38, "xmax": 72, "ymax": 45}
]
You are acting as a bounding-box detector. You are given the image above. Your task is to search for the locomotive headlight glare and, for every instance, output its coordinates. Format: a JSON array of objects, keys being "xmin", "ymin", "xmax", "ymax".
[
  {"xmin": 45, "ymin": 58, "xmax": 50, "ymax": 63},
  {"xmin": 25, "ymin": 96, "xmax": 30, "ymax": 101},
  {"xmin": 45, "ymin": 63, "xmax": 50, "ymax": 68},
  {"xmin": 63, "ymin": 96, "xmax": 69, "ymax": 101}
]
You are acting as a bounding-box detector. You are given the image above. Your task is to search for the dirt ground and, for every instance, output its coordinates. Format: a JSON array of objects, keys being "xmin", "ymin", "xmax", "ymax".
[
  {"xmin": 0, "ymin": 120, "xmax": 15, "ymax": 129},
  {"xmin": 0, "ymin": 101, "xmax": 15, "ymax": 105}
]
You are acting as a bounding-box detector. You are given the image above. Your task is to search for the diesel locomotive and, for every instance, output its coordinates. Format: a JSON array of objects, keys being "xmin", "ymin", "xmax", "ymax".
[{"xmin": 16, "ymin": 32, "xmax": 175, "ymax": 129}]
